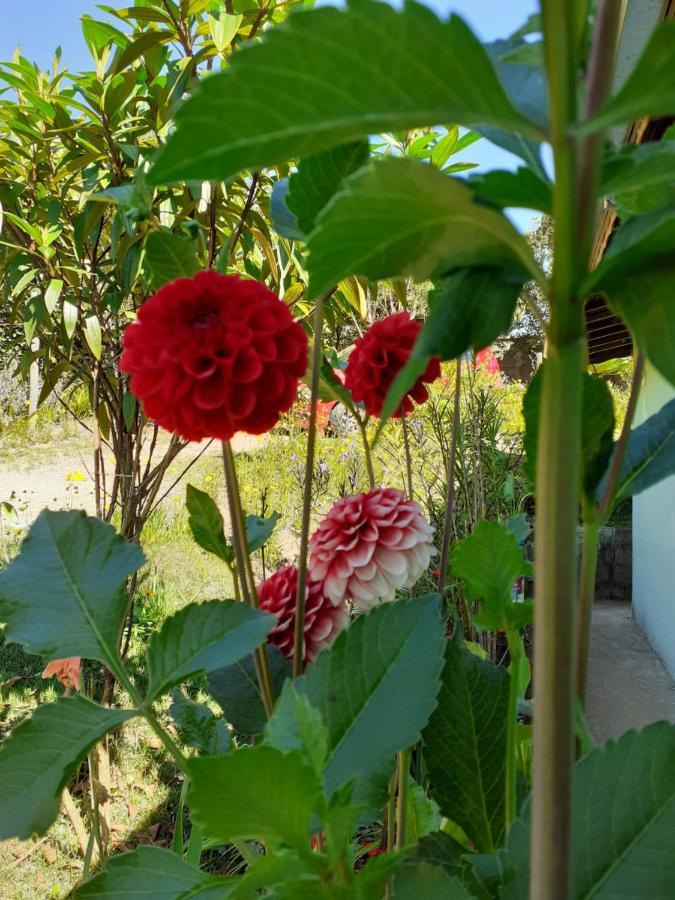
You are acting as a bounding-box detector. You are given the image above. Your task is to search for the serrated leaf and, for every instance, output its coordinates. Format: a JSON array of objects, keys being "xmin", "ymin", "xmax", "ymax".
[
  {"xmin": 144, "ymin": 229, "xmax": 200, "ymax": 289},
  {"xmin": 265, "ymin": 681, "xmax": 328, "ymax": 775},
  {"xmin": 188, "ymin": 746, "xmax": 322, "ymax": 849},
  {"xmin": 381, "ymin": 267, "xmax": 524, "ymax": 425},
  {"xmin": 492, "ymin": 723, "xmax": 675, "ymax": 898},
  {"xmin": 291, "ymin": 595, "xmax": 444, "ymax": 797},
  {"xmin": 149, "ymin": 0, "xmax": 541, "ymax": 184},
  {"xmin": 0, "ymin": 695, "xmax": 135, "ymax": 839},
  {"xmin": 145, "ymin": 599, "xmax": 274, "ymax": 703},
  {"xmin": 603, "ymin": 396, "xmax": 675, "ymax": 504},
  {"xmin": 0, "ymin": 510, "xmax": 143, "ymax": 670},
  {"xmin": 307, "ymin": 158, "xmax": 539, "ymax": 297},
  {"xmin": 601, "ymin": 139, "xmax": 675, "ymax": 217},
  {"xmin": 44, "ymin": 278, "xmax": 63, "ymax": 314},
  {"xmin": 185, "ymin": 484, "xmax": 232, "ymax": 564},
  {"xmin": 245, "ymin": 511, "xmax": 281, "ymax": 554},
  {"xmin": 169, "ymin": 689, "xmax": 230, "ymax": 756},
  {"xmin": 207, "ymin": 644, "xmax": 291, "ymax": 737},
  {"xmin": 405, "ymin": 778, "xmax": 442, "ymax": 845},
  {"xmin": 422, "ymin": 631, "xmax": 509, "ymax": 852},
  {"xmin": 76, "ymin": 845, "xmax": 232, "ymax": 898},
  {"xmin": 452, "ymin": 521, "xmax": 532, "ymax": 631},
  {"xmin": 287, "ymin": 140, "xmax": 369, "ymax": 237},
  {"xmin": 579, "ymin": 22, "xmax": 675, "ymax": 135}
]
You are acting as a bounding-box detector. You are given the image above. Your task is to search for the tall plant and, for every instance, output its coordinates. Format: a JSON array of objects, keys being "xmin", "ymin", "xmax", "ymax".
[{"xmin": 2, "ymin": 1, "xmax": 675, "ymax": 898}]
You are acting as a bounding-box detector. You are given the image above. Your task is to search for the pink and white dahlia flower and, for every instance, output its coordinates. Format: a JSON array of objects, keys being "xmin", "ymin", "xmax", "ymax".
[
  {"xmin": 309, "ymin": 487, "xmax": 436, "ymax": 610},
  {"xmin": 258, "ymin": 565, "xmax": 349, "ymax": 665}
]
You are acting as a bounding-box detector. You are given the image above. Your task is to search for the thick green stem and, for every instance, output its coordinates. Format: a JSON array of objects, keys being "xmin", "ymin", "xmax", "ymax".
[
  {"xmin": 505, "ymin": 629, "xmax": 524, "ymax": 829},
  {"xmin": 385, "ymin": 771, "xmax": 396, "ymax": 851},
  {"xmin": 293, "ymin": 294, "xmax": 325, "ymax": 678},
  {"xmin": 395, "ymin": 747, "xmax": 412, "ymax": 850},
  {"xmin": 575, "ymin": 510, "xmax": 601, "ymax": 706},
  {"xmin": 355, "ymin": 413, "xmax": 375, "ymax": 489}
]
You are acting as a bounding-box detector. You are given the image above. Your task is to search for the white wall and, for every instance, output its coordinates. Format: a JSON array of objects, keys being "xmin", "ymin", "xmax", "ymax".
[{"xmin": 632, "ymin": 362, "xmax": 675, "ymax": 680}]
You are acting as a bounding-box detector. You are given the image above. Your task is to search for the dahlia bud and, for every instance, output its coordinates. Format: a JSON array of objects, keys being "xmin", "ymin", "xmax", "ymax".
[
  {"xmin": 120, "ymin": 271, "xmax": 308, "ymax": 442},
  {"xmin": 258, "ymin": 565, "xmax": 349, "ymax": 665},
  {"xmin": 309, "ymin": 487, "xmax": 436, "ymax": 609},
  {"xmin": 345, "ymin": 312, "xmax": 440, "ymax": 418}
]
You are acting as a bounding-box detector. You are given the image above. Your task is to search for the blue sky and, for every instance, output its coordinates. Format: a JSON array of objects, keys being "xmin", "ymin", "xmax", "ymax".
[{"xmin": 1, "ymin": 0, "xmax": 541, "ymax": 230}]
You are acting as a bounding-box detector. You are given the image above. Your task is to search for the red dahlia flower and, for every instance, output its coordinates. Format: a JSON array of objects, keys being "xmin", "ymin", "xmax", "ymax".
[
  {"xmin": 258, "ymin": 565, "xmax": 349, "ymax": 665},
  {"xmin": 344, "ymin": 312, "xmax": 440, "ymax": 418},
  {"xmin": 309, "ymin": 487, "xmax": 436, "ymax": 610},
  {"xmin": 120, "ymin": 272, "xmax": 308, "ymax": 441}
]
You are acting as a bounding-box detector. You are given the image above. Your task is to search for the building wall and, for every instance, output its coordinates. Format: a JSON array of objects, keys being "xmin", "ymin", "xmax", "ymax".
[{"xmin": 633, "ymin": 362, "xmax": 675, "ymax": 679}]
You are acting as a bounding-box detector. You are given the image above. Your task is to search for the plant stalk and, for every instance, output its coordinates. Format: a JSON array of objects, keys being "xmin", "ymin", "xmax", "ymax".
[
  {"xmin": 293, "ymin": 294, "xmax": 325, "ymax": 678},
  {"xmin": 356, "ymin": 412, "xmax": 376, "ymax": 489},
  {"xmin": 395, "ymin": 747, "xmax": 412, "ymax": 850},
  {"xmin": 400, "ymin": 414, "xmax": 414, "ymax": 501},
  {"xmin": 505, "ymin": 629, "xmax": 524, "ymax": 829},
  {"xmin": 221, "ymin": 441, "xmax": 275, "ymax": 715},
  {"xmin": 437, "ymin": 358, "xmax": 462, "ymax": 594}
]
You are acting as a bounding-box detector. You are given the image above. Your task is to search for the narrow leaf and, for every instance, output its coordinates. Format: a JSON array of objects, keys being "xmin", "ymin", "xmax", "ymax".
[
  {"xmin": 44, "ymin": 278, "xmax": 63, "ymax": 314},
  {"xmin": 0, "ymin": 695, "xmax": 135, "ymax": 839},
  {"xmin": 83, "ymin": 314, "xmax": 102, "ymax": 360},
  {"xmin": 63, "ymin": 300, "xmax": 79, "ymax": 339},
  {"xmin": 145, "ymin": 599, "xmax": 274, "ymax": 702}
]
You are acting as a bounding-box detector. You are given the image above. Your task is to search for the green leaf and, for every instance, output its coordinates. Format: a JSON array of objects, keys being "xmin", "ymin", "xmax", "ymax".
[
  {"xmin": 145, "ymin": 599, "xmax": 274, "ymax": 703},
  {"xmin": 469, "ymin": 168, "xmax": 552, "ymax": 214},
  {"xmin": 452, "ymin": 521, "xmax": 532, "ymax": 631},
  {"xmin": 287, "ymin": 140, "xmax": 370, "ymax": 237},
  {"xmin": 604, "ymin": 396, "xmax": 675, "ymax": 504},
  {"xmin": 245, "ymin": 511, "xmax": 281, "ymax": 554},
  {"xmin": 188, "ymin": 746, "xmax": 322, "ymax": 849},
  {"xmin": 524, "ymin": 367, "xmax": 616, "ymax": 499},
  {"xmin": 422, "ymin": 631, "xmax": 509, "ymax": 852},
  {"xmin": 81, "ymin": 15, "xmax": 127, "ymax": 58},
  {"xmin": 0, "ymin": 510, "xmax": 143, "ymax": 670},
  {"xmin": 393, "ymin": 864, "xmax": 475, "ymax": 899},
  {"xmin": 208, "ymin": 11, "xmax": 242, "ymax": 53},
  {"xmin": 380, "ymin": 267, "xmax": 524, "ymax": 424},
  {"xmin": 113, "ymin": 30, "xmax": 173, "ymax": 74},
  {"xmin": 600, "ymin": 139, "xmax": 675, "ymax": 217},
  {"xmin": 579, "ymin": 22, "xmax": 675, "ymax": 135},
  {"xmin": 44, "ymin": 278, "xmax": 63, "ymax": 314},
  {"xmin": 207, "ymin": 644, "xmax": 291, "ymax": 737},
  {"xmin": 403, "ymin": 830, "xmax": 468, "ymax": 880},
  {"xmin": 0, "ymin": 695, "xmax": 135, "ymax": 840},
  {"xmin": 185, "ymin": 484, "xmax": 232, "ymax": 564},
  {"xmin": 63, "ymin": 299, "xmax": 79, "ymax": 339},
  {"xmin": 144, "ymin": 229, "xmax": 200, "ymax": 289},
  {"xmin": 292, "ymin": 595, "xmax": 444, "ymax": 796},
  {"xmin": 149, "ymin": 0, "xmax": 541, "ymax": 184},
  {"xmin": 493, "ymin": 722, "xmax": 675, "ymax": 898},
  {"xmin": 307, "ymin": 158, "xmax": 539, "ymax": 298},
  {"xmin": 77, "ymin": 845, "xmax": 232, "ymax": 898},
  {"xmin": 270, "ymin": 179, "xmax": 304, "ymax": 240},
  {"xmin": 265, "ymin": 681, "xmax": 329, "ymax": 776},
  {"xmin": 169, "ymin": 689, "xmax": 230, "ymax": 756},
  {"xmin": 405, "ymin": 778, "xmax": 442, "ymax": 846},
  {"xmin": 122, "ymin": 391, "xmax": 136, "ymax": 430},
  {"xmin": 83, "ymin": 314, "xmax": 102, "ymax": 360}
]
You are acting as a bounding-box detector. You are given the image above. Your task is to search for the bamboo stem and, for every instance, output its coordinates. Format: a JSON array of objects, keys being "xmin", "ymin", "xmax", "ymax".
[{"xmin": 293, "ymin": 294, "xmax": 325, "ymax": 678}]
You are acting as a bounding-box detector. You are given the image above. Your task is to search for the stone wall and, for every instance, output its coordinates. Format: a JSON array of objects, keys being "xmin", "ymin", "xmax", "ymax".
[{"xmin": 585, "ymin": 525, "xmax": 632, "ymax": 603}]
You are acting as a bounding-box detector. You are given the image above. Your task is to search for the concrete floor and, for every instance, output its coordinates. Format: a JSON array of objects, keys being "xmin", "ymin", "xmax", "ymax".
[{"xmin": 586, "ymin": 601, "xmax": 675, "ymax": 744}]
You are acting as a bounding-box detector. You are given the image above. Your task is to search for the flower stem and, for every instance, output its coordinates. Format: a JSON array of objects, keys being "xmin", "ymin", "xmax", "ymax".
[
  {"xmin": 505, "ymin": 629, "xmax": 524, "ymax": 829},
  {"xmin": 356, "ymin": 412, "xmax": 376, "ymax": 489},
  {"xmin": 437, "ymin": 358, "xmax": 462, "ymax": 594},
  {"xmin": 293, "ymin": 293, "xmax": 325, "ymax": 678},
  {"xmin": 400, "ymin": 415, "xmax": 414, "ymax": 501},
  {"xmin": 395, "ymin": 747, "xmax": 412, "ymax": 850},
  {"xmin": 221, "ymin": 440, "xmax": 275, "ymax": 716}
]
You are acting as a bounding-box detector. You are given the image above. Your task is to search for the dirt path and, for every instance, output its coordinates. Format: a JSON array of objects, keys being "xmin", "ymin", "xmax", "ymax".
[{"xmin": 0, "ymin": 422, "xmax": 266, "ymax": 528}]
